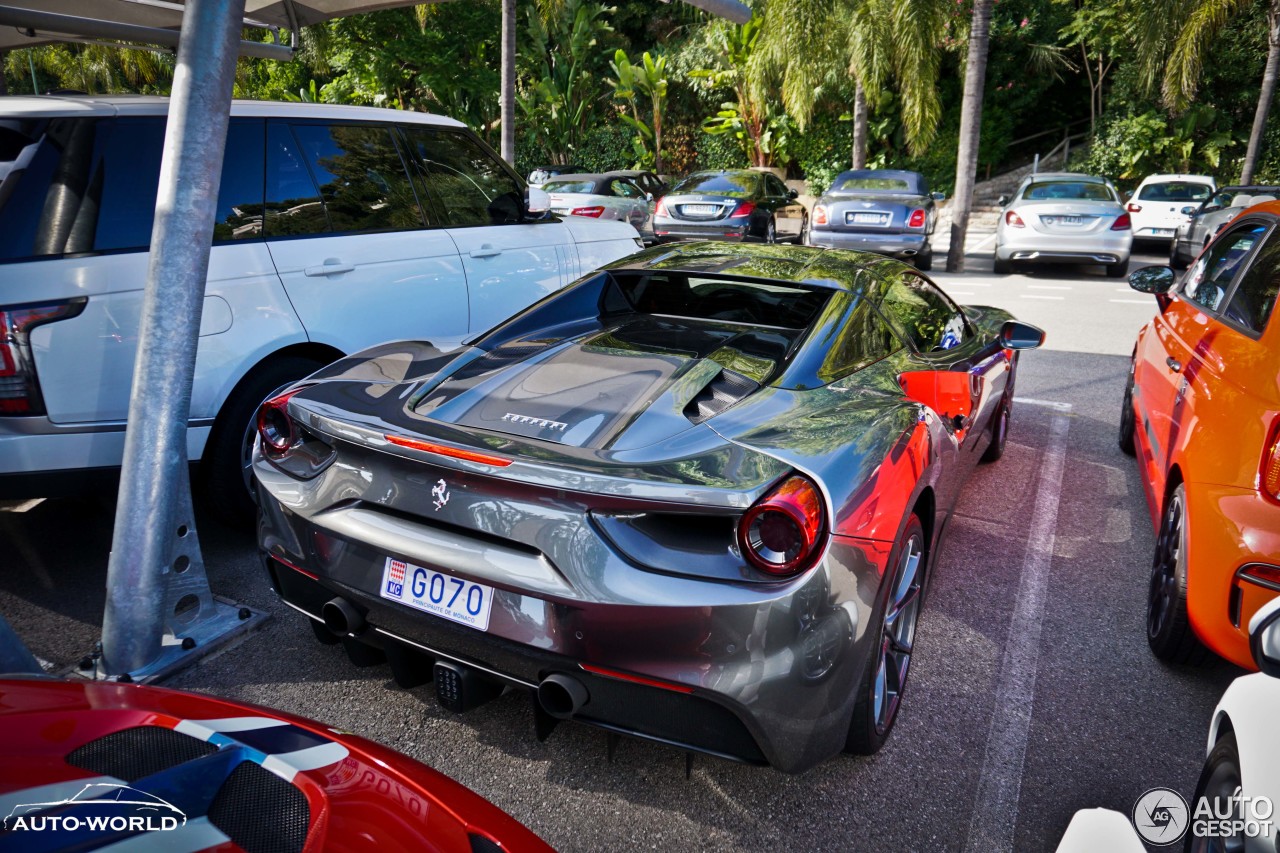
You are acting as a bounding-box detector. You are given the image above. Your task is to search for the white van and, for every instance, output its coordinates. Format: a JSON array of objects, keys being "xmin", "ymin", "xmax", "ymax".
[{"xmin": 0, "ymin": 96, "xmax": 642, "ymax": 517}]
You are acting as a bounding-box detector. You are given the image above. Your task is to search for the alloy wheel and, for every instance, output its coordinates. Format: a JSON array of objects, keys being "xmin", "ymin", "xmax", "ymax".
[
  {"xmin": 1147, "ymin": 491, "xmax": 1183, "ymax": 640},
  {"xmin": 873, "ymin": 533, "xmax": 923, "ymax": 734}
]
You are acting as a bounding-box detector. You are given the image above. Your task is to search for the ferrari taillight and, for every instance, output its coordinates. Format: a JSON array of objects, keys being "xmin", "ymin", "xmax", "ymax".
[
  {"xmin": 907, "ymin": 209, "xmax": 926, "ymax": 229},
  {"xmin": 1261, "ymin": 418, "xmax": 1280, "ymax": 502},
  {"xmin": 257, "ymin": 390, "xmax": 300, "ymax": 457},
  {"xmin": 738, "ymin": 475, "xmax": 825, "ymax": 577}
]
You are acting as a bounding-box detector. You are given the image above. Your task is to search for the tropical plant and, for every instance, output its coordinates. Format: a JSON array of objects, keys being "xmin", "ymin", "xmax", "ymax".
[
  {"xmin": 6, "ymin": 42, "xmax": 172, "ymax": 94},
  {"xmin": 946, "ymin": 0, "xmax": 994, "ymax": 274},
  {"xmin": 690, "ymin": 16, "xmax": 791, "ymax": 168},
  {"xmin": 1137, "ymin": 0, "xmax": 1280, "ymax": 183},
  {"xmin": 754, "ymin": 0, "xmax": 949, "ymax": 167},
  {"xmin": 518, "ymin": 0, "xmax": 616, "ymax": 165},
  {"xmin": 1057, "ymin": 0, "xmax": 1139, "ymax": 133},
  {"xmin": 608, "ymin": 49, "xmax": 669, "ymax": 172}
]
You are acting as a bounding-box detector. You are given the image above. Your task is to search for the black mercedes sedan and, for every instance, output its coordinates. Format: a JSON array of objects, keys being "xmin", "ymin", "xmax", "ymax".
[{"xmin": 653, "ymin": 169, "xmax": 808, "ymax": 244}]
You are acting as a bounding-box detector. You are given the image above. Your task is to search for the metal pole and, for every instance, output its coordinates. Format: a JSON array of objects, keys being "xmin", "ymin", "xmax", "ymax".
[
  {"xmin": 100, "ymin": 0, "xmax": 245, "ymax": 675},
  {"xmin": 499, "ymin": 0, "xmax": 515, "ymax": 166}
]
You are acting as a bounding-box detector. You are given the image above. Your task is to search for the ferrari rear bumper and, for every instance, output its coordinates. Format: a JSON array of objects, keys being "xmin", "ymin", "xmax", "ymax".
[{"xmin": 257, "ymin": 488, "xmax": 892, "ymax": 774}]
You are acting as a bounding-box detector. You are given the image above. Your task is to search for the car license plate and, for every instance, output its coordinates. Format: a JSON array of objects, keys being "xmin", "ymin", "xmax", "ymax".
[
  {"xmin": 849, "ymin": 212, "xmax": 889, "ymax": 225},
  {"xmin": 1151, "ymin": 228, "xmax": 1175, "ymax": 236},
  {"xmin": 681, "ymin": 204, "xmax": 718, "ymax": 216},
  {"xmin": 379, "ymin": 557, "xmax": 493, "ymax": 631},
  {"xmin": 1044, "ymin": 215, "xmax": 1083, "ymax": 225}
]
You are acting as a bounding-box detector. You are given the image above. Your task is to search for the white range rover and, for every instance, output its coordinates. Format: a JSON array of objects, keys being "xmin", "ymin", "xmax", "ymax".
[{"xmin": 0, "ymin": 96, "xmax": 642, "ymax": 518}]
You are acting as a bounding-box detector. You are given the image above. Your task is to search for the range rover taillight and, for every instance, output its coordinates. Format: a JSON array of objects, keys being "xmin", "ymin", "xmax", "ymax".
[
  {"xmin": 738, "ymin": 475, "xmax": 826, "ymax": 577},
  {"xmin": 0, "ymin": 298, "xmax": 87, "ymax": 415}
]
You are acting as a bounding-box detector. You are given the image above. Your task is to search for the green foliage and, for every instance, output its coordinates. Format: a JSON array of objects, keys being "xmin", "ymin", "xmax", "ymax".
[
  {"xmin": 1073, "ymin": 107, "xmax": 1242, "ymax": 182},
  {"xmin": 788, "ymin": 113, "xmax": 853, "ymax": 195},
  {"xmin": 608, "ymin": 49, "xmax": 670, "ymax": 170}
]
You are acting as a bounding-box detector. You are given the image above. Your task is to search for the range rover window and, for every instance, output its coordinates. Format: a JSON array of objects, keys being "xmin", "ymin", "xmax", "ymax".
[
  {"xmin": 289, "ymin": 123, "xmax": 425, "ymax": 234},
  {"xmin": 212, "ymin": 119, "xmax": 266, "ymax": 242},
  {"xmin": 264, "ymin": 122, "xmax": 328, "ymax": 237},
  {"xmin": 401, "ymin": 127, "xmax": 524, "ymax": 227}
]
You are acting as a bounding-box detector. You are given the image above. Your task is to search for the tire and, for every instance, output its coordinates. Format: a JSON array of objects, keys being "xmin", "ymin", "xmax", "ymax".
[
  {"xmin": 1186, "ymin": 732, "xmax": 1243, "ymax": 853},
  {"xmin": 201, "ymin": 356, "xmax": 325, "ymax": 525},
  {"xmin": 1106, "ymin": 257, "xmax": 1130, "ymax": 278},
  {"xmin": 980, "ymin": 393, "xmax": 1011, "ymax": 463},
  {"xmin": 763, "ymin": 216, "xmax": 777, "ymax": 244},
  {"xmin": 1119, "ymin": 356, "xmax": 1137, "ymax": 456},
  {"xmin": 846, "ymin": 513, "xmax": 926, "ymax": 755},
  {"xmin": 914, "ymin": 246, "xmax": 934, "ymax": 272},
  {"xmin": 1146, "ymin": 483, "xmax": 1211, "ymax": 665},
  {"xmin": 993, "ymin": 254, "xmax": 1013, "ymax": 274},
  {"xmin": 795, "ymin": 214, "xmax": 809, "ymax": 245}
]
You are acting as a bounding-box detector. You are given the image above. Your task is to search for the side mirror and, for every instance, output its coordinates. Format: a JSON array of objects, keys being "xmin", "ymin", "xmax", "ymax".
[
  {"xmin": 645, "ymin": 192, "xmax": 655, "ymax": 202},
  {"xmin": 525, "ymin": 186, "xmax": 551, "ymax": 218},
  {"xmin": 931, "ymin": 192, "xmax": 946, "ymax": 202},
  {"xmin": 1249, "ymin": 596, "xmax": 1280, "ymax": 676},
  {"xmin": 1128, "ymin": 265, "xmax": 1176, "ymax": 294},
  {"xmin": 788, "ymin": 188, "xmax": 799, "ymax": 199},
  {"xmin": 997, "ymin": 194, "xmax": 1010, "ymax": 207},
  {"xmin": 1181, "ymin": 205, "xmax": 1198, "ymax": 216},
  {"xmin": 998, "ymin": 320, "xmax": 1045, "ymax": 350}
]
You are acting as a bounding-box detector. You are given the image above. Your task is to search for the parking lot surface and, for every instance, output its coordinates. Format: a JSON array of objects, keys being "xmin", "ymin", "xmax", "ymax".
[{"xmin": 0, "ymin": 244, "xmax": 1243, "ymax": 851}]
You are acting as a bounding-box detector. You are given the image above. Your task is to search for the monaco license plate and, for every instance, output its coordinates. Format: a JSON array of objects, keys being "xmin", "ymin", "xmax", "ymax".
[
  {"xmin": 681, "ymin": 203, "xmax": 718, "ymax": 216},
  {"xmin": 848, "ymin": 212, "xmax": 889, "ymax": 225},
  {"xmin": 379, "ymin": 557, "xmax": 493, "ymax": 631},
  {"xmin": 1044, "ymin": 215, "xmax": 1083, "ymax": 225}
]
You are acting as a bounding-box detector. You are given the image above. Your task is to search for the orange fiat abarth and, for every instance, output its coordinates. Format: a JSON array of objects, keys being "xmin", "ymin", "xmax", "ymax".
[{"xmin": 1121, "ymin": 201, "xmax": 1280, "ymax": 669}]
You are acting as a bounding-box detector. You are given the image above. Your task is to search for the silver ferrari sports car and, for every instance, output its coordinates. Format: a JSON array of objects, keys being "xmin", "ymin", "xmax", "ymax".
[{"xmin": 254, "ymin": 242, "xmax": 1044, "ymax": 773}]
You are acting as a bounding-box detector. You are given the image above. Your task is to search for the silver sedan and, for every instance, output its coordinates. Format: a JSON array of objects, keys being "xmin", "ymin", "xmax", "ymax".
[
  {"xmin": 994, "ymin": 172, "xmax": 1133, "ymax": 277},
  {"xmin": 544, "ymin": 172, "xmax": 655, "ymax": 238}
]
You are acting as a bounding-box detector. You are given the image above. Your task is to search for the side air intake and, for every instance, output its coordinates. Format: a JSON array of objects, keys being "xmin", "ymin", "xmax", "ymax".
[{"xmin": 684, "ymin": 369, "xmax": 759, "ymax": 424}]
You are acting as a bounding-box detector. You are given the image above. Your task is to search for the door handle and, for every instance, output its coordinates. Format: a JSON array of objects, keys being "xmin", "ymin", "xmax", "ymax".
[
  {"xmin": 1166, "ymin": 357, "xmax": 1183, "ymax": 373},
  {"xmin": 469, "ymin": 245, "xmax": 503, "ymax": 258},
  {"xmin": 304, "ymin": 259, "xmax": 355, "ymax": 277}
]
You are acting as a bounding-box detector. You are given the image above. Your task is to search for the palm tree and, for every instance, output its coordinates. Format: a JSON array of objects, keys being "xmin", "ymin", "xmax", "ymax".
[
  {"xmin": 1143, "ymin": 0, "xmax": 1280, "ymax": 184},
  {"xmin": 945, "ymin": 0, "xmax": 993, "ymax": 274},
  {"xmin": 501, "ymin": 0, "xmax": 517, "ymax": 165},
  {"xmin": 755, "ymin": 0, "xmax": 946, "ymax": 166}
]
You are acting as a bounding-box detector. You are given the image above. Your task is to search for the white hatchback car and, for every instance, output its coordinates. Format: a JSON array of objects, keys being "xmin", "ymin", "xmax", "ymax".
[
  {"xmin": 0, "ymin": 96, "xmax": 642, "ymax": 518},
  {"xmin": 1126, "ymin": 173, "xmax": 1217, "ymax": 242}
]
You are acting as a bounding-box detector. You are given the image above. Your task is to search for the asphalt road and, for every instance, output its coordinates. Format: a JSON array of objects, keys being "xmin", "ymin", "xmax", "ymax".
[{"xmin": 0, "ymin": 241, "xmax": 1244, "ymax": 852}]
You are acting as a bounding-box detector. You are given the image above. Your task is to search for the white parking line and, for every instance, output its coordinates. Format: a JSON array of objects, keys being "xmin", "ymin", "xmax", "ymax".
[
  {"xmin": 964, "ymin": 405, "xmax": 1071, "ymax": 853},
  {"xmin": 1109, "ymin": 299, "xmax": 1153, "ymax": 305},
  {"xmin": 1020, "ymin": 294, "xmax": 1065, "ymax": 300},
  {"xmin": 1025, "ymin": 284, "xmax": 1071, "ymax": 290},
  {"xmin": 973, "ymin": 233, "xmax": 998, "ymax": 249}
]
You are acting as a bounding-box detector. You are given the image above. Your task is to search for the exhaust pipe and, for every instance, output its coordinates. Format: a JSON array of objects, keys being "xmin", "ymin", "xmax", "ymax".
[
  {"xmin": 537, "ymin": 673, "xmax": 589, "ymax": 719},
  {"xmin": 321, "ymin": 597, "xmax": 364, "ymax": 636}
]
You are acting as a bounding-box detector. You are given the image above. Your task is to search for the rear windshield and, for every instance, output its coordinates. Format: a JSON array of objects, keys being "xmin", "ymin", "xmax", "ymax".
[
  {"xmin": 544, "ymin": 180, "xmax": 597, "ymax": 194},
  {"xmin": 614, "ymin": 272, "xmax": 830, "ymax": 330},
  {"xmin": 1138, "ymin": 181, "xmax": 1213, "ymax": 202},
  {"xmin": 670, "ymin": 172, "xmax": 759, "ymax": 198},
  {"xmin": 831, "ymin": 176, "xmax": 912, "ymax": 193},
  {"xmin": 1022, "ymin": 181, "xmax": 1116, "ymax": 202}
]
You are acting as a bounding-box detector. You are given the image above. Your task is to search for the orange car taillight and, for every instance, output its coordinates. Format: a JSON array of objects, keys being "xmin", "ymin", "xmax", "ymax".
[
  {"xmin": 0, "ymin": 298, "xmax": 87, "ymax": 415},
  {"xmin": 1261, "ymin": 418, "xmax": 1280, "ymax": 503},
  {"xmin": 1240, "ymin": 564, "xmax": 1280, "ymax": 589},
  {"xmin": 738, "ymin": 475, "xmax": 825, "ymax": 577}
]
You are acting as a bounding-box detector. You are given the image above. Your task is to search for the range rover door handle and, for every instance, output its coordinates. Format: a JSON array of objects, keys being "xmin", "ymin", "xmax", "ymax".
[
  {"xmin": 1166, "ymin": 357, "xmax": 1183, "ymax": 373},
  {"xmin": 304, "ymin": 260, "xmax": 355, "ymax": 277},
  {"xmin": 469, "ymin": 245, "xmax": 504, "ymax": 258}
]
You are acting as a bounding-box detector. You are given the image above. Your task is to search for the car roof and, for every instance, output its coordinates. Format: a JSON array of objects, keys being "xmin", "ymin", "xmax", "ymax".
[
  {"xmin": 543, "ymin": 171, "xmax": 647, "ymax": 184},
  {"xmin": 1137, "ymin": 174, "xmax": 1215, "ymax": 183},
  {"xmin": 1022, "ymin": 172, "xmax": 1109, "ymax": 183},
  {"xmin": 611, "ymin": 241, "xmax": 902, "ymax": 293},
  {"xmin": 0, "ymin": 94, "xmax": 466, "ymax": 127}
]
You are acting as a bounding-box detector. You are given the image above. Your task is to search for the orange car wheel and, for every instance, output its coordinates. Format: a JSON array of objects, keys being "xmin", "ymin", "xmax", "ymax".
[{"xmin": 1146, "ymin": 483, "xmax": 1211, "ymax": 665}]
